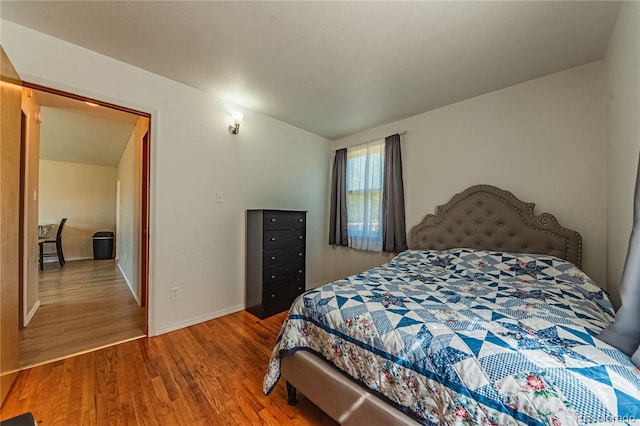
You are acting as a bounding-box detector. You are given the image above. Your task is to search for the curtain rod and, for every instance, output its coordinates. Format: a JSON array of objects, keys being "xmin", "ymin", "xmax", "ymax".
[{"xmin": 347, "ymin": 131, "xmax": 407, "ymax": 148}]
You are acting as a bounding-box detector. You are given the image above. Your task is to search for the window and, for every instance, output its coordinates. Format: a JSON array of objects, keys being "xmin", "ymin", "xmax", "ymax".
[
  {"xmin": 346, "ymin": 140, "xmax": 384, "ymax": 251},
  {"xmin": 329, "ymin": 133, "xmax": 407, "ymax": 253}
]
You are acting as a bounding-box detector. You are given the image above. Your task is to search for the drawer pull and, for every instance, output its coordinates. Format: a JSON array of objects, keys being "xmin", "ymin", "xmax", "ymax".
[
  {"xmin": 270, "ymin": 294, "xmax": 275, "ymax": 299},
  {"xmin": 270, "ymin": 218, "xmax": 276, "ymax": 223},
  {"xmin": 271, "ymin": 237, "xmax": 276, "ymax": 241},
  {"xmin": 271, "ymin": 256, "xmax": 276, "ymax": 260},
  {"xmin": 271, "ymin": 274, "xmax": 276, "ymax": 279},
  {"xmin": 298, "ymin": 286, "xmax": 303, "ymax": 291},
  {"xmin": 298, "ymin": 235, "xmax": 303, "ymax": 240},
  {"xmin": 298, "ymin": 270, "xmax": 303, "ymax": 274},
  {"xmin": 298, "ymin": 218, "xmax": 304, "ymax": 223},
  {"xmin": 298, "ymin": 252, "xmax": 303, "ymax": 257}
]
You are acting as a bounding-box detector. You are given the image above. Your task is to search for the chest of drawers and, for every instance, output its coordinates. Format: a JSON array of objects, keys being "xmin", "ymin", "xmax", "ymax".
[{"xmin": 246, "ymin": 210, "xmax": 306, "ymax": 319}]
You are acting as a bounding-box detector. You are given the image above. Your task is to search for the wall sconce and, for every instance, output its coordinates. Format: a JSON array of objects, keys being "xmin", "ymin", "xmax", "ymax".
[{"xmin": 229, "ymin": 111, "xmax": 244, "ymax": 134}]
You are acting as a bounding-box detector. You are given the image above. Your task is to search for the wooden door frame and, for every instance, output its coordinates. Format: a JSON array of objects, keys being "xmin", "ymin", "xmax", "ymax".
[
  {"xmin": 18, "ymin": 111, "xmax": 27, "ymax": 327},
  {"xmin": 140, "ymin": 130, "xmax": 150, "ymax": 308},
  {"xmin": 22, "ymin": 81, "xmax": 151, "ymax": 325}
]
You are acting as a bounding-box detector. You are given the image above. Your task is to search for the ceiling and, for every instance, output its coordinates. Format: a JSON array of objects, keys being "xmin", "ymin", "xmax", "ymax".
[
  {"xmin": 2, "ymin": 1, "xmax": 622, "ymax": 140},
  {"xmin": 32, "ymin": 89, "xmax": 138, "ymax": 167}
]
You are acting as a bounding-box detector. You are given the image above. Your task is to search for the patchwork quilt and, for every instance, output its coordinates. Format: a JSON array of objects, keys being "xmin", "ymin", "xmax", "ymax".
[{"xmin": 263, "ymin": 249, "xmax": 640, "ymax": 425}]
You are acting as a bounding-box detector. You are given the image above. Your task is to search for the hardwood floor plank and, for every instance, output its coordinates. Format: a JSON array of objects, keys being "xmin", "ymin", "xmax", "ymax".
[{"xmin": 1, "ymin": 311, "xmax": 338, "ymax": 425}]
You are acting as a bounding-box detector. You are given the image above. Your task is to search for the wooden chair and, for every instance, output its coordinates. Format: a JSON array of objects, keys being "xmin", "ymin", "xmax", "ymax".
[{"xmin": 39, "ymin": 218, "xmax": 67, "ymax": 271}]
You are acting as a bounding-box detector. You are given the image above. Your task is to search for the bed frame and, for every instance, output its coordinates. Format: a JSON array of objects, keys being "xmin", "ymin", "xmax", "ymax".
[{"xmin": 281, "ymin": 184, "xmax": 583, "ymax": 425}]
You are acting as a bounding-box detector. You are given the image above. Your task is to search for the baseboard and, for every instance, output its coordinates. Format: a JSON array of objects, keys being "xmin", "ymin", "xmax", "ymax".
[
  {"xmin": 23, "ymin": 299, "xmax": 41, "ymax": 327},
  {"xmin": 67, "ymin": 256, "xmax": 93, "ymax": 261},
  {"xmin": 155, "ymin": 304, "xmax": 245, "ymax": 335},
  {"xmin": 42, "ymin": 255, "xmax": 92, "ymax": 263},
  {"xmin": 117, "ymin": 262, "xmax": 141, "ymax": 306},
  {"xmin": 154, "ymin": 282, "xmax": 330, "ymax": 335}
]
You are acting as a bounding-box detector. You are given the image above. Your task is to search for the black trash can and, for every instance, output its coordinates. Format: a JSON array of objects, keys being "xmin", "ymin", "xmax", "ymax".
[{"xmin": 92, "ymin": 231, "xmax": 114, "ymax": 260}]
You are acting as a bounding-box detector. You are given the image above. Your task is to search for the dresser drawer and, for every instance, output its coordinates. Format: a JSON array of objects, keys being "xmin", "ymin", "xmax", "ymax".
[
  {"xmin": 263, "ymin": 265, "xmax": 305, "ymax": 290},
  {"xmin": 263, "ymin": 229, "xmax": 305, "ymax": 249},
  {"xmin": 263, "ymin": 247, "xmax": 305, "ymax": 268},
  {"xmin": 262, "ymin": 283, "xmax": 305, "ymax": 317},
  {"xmin": 263, "ymin": 211, "xmax": 306, "ymax": 230}
]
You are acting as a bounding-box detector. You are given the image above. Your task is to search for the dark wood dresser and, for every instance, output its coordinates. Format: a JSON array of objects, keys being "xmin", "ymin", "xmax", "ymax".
[{"xmin": 246, "ymin": 210, "xmax": 306, "ymax": 319}]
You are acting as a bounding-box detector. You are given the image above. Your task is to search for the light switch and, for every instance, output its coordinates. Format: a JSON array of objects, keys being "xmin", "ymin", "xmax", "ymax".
[{"xmin": 216, "ymin": 191, "xmax": 224, "ymax": 203}]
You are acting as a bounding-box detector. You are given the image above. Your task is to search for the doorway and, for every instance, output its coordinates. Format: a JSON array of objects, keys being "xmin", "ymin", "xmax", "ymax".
[{"xmin": 18, "ymin": 83, "xmax": 151, "ymax": 368}]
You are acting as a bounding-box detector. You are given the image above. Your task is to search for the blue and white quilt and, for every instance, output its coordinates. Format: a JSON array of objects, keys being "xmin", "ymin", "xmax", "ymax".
[{"xmin": 264, "ymin": 249, "xmax": 640, "ymax": 425}]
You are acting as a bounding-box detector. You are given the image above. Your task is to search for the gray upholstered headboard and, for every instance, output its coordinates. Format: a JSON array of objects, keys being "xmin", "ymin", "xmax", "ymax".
[{"xmin": 409, "ymin": 185, "xmax": 582, "ymax": 268}]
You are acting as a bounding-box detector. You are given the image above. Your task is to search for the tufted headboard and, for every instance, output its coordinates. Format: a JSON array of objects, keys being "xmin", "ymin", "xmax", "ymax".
[{"xmin": 409, "ymin": 185, "xmax": 582, "ymax": 268}]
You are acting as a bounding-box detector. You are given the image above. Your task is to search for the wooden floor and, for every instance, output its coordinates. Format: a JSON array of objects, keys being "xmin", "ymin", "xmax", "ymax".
[
  {"xmin": 19, "ymin": 259, "xmax": 147, "ymax": 368},
  {"xmin": 1, "ymin": 310, "xmax": 338, "ymax": 425}
]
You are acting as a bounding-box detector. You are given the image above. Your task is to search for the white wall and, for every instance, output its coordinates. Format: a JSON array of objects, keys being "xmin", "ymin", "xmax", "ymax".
[
  {"xmin": 116, "ymin": 116, "xmax": 148, "ymax": 305},
  {"xmin": 1, "ymin": 20, "xmax": 333, "ymax": 335},
  {"xmin": 605, "ymin": 1, "xmax": 640, "ymax": 310},
  {"xmin": 333, "ymin": 62, "xmax": 607, "ymax": 285},
  {"xmin": 39, "ymin": 159, "xmax": 117, "ymax": 260}
]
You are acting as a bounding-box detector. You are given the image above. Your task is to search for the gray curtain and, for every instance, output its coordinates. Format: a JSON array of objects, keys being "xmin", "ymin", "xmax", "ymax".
[
  {"xmin": 598, "ymin": 157, "xmax": 640, "ymax": 363},
  {"xmin": 329, "ymin": 148, "xmax": 348, "ymax": 246},
  {"xmin": 382, "ymin": 134, "xmax": 408, "ymax": 253}
]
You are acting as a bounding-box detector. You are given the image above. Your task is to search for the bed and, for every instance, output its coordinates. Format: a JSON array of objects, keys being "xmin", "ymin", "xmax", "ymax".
[{"xmin": 263, "ymin": 185, "xmax": 640, "ymax": 425}]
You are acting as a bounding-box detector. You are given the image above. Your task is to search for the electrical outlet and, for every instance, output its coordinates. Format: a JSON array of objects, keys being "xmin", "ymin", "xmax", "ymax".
[{"xmin": 171, "ymin": 286, "xmax": 180, "ymax": 300}]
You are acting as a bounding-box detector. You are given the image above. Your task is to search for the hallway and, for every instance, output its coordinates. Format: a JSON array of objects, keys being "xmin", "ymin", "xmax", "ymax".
[{"xmin": 19, "ymin": 259, "xmax": 146, "ymax": 368}]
